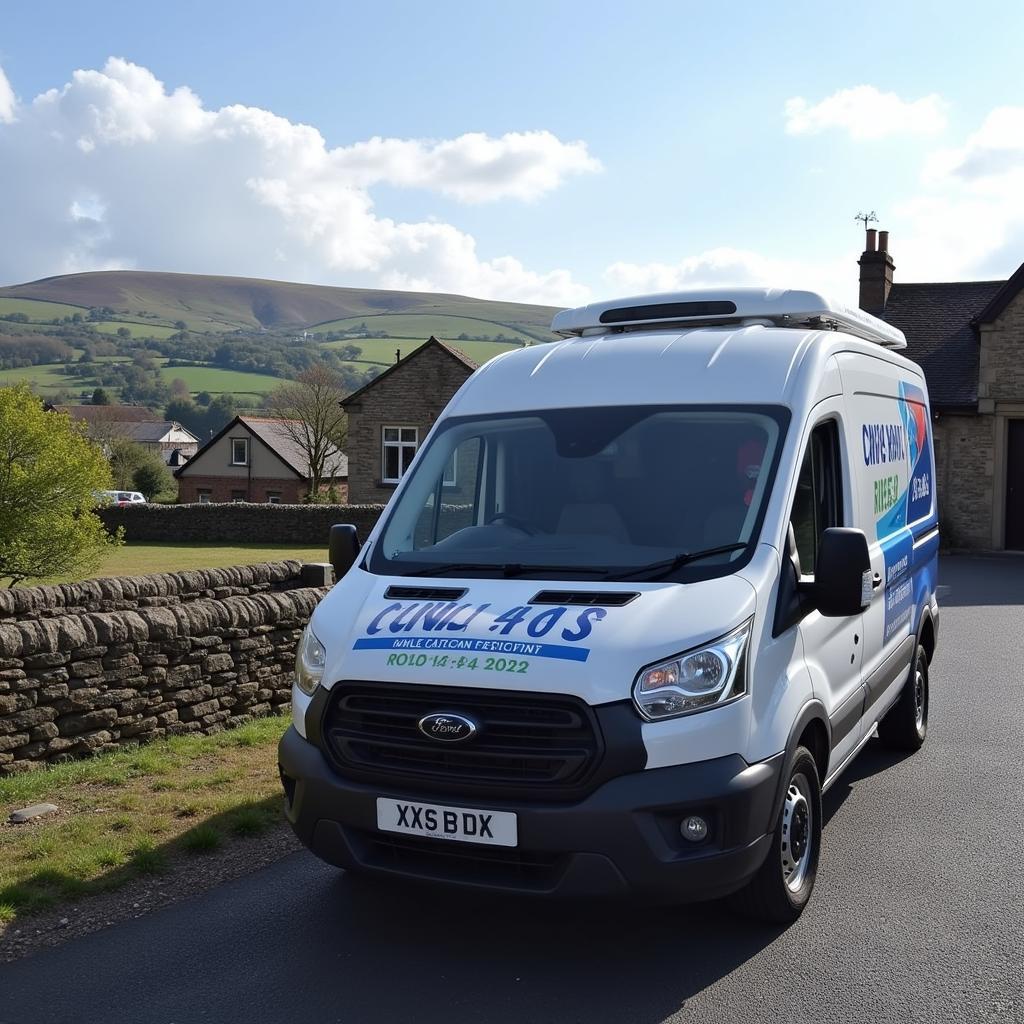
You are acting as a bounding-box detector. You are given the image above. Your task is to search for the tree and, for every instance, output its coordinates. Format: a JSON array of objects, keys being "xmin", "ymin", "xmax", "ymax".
[
  {"xmin": 116, "ymin": 327, "xmax": 131, "ymax": 339},
  {"xmin": 0, "ymin": 385, "xmax": 120, "ymax": 586},
  {"xmin": 174, "ymin": 320, "xmax": 187, "ymax": 331},
  {"xmin": 92, "ymin": 387, "xmax": 112, "ymax": 406},
  {"xmin": 107, "ymin": 438, "xmax": 150, "ymax": 490},
  {"xmin": 266, "ymin": 365, "xmax": 348, "ymax": 499},
  {"xmin": 132, "ymin": 451, "xmax": 174, "ymax": 501}
]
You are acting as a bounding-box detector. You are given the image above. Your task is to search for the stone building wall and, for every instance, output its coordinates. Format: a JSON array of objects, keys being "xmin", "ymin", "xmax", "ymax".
[
  {"xmin": 0, "ymin": 563, "xmax": 326, "ymax": 775},
  {"xmin": 932, "ymin": 414, "xmax": 995, "ymax": 549},
  {"xmin": 344, "ymin": 342, "xmax": 474, "ymax": 504},
  {"xmin": 97, "ymin": 503, "xmax": 385, "ymax": 545},
  {"xmin": 979, "ymin": 288, "xmax": 1024, "ymax": 406}
]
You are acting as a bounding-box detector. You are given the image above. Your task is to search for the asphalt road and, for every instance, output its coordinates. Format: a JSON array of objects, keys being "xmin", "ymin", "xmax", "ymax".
[{"xmin": 2, "ymin": 556, "xmax": 1022, "ymax": 1024}]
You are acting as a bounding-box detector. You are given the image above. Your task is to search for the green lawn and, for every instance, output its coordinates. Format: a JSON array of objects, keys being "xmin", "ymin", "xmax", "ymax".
[
  {"xmin": 0, "ymin": 716, "xmax": 289, "ymax": 924},
  {"xmin": 0, "ymin": 297, "xmax": 88, "ymax": 322},
  {"xmin": 39, "ymin": 543, "xmax": 330, "ymax": 584},
  {"xmin": 309, "ymin": 312, "xmax": 537, "ymax": 343}
]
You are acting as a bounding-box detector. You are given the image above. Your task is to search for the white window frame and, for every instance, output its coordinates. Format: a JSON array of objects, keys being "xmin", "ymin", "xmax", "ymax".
[
  {"xmin": 197, "ymin": 489, "xmax": 212, "ymax": 504},
  {"xmin": 382, "ymin": 426, "xmax": 418, "ymax": 484},
  {"xmin": 266, "ymin": 491, "xmax": 282, "ymax": 504},
  {"xmin": 231, "ymin": 437, "xmax": 249, "ymax": 466}
]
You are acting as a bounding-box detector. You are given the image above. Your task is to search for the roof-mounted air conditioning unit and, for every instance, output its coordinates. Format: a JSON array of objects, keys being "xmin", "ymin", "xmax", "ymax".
[{"xmin": 551, "ymin": 288, "xmax": 907, "ymax": 350}]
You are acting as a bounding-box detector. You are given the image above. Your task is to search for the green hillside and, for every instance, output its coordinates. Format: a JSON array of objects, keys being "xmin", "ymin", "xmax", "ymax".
[
  {"xmin": 0, "ymin": 271, "xmax": 560, "ymax": 337},
  {"xmin": 309, "ymin": 313, "xmax": 537, "ymax": 344}
]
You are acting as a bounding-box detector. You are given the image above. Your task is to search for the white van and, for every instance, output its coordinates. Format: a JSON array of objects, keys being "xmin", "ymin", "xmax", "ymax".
[{"xmin": 278, "ymin": 288, "xmax": 939, "ymax": 922}]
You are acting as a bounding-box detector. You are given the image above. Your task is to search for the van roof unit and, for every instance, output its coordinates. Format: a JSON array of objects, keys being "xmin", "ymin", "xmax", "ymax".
[{"xmin": 551, "ymin": 287, "xmax": 907, "ymax": 350}]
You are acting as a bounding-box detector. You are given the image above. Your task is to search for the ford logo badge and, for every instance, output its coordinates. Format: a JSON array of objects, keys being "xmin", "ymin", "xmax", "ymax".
[{"xmin": 417, "ymin": 712, "xmax": 478, "ymax": 743}]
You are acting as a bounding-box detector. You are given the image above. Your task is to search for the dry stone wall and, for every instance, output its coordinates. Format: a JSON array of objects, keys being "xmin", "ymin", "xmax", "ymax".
[
  {"xmin": 0, "ymin": 563, "xmax": 327, "ymax": 775},
  {"xmin": 97, "ymin": 503, "xmax": 385, "ymax": 545}
]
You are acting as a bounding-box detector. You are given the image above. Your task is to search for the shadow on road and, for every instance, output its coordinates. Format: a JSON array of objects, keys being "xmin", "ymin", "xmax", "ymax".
[{"xmin": 936, "ymin": 553, "xmax": 1024, "ymax": 607}]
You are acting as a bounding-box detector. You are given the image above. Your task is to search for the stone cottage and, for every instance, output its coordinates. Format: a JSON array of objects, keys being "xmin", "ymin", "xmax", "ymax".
[
  {"xmin": 341, "ymin": 336, "xmax": 477, "ymax": 504},
  {"xmin": 860, "ymin": 229, "xmax": 1024, "ymax": 549}
]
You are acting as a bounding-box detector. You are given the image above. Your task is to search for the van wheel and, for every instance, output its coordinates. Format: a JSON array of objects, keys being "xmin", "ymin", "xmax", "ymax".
[
  {"xmin": 730, "ymin": 746, "xmax": 821, "ymax": 925},
  {"xmin": 877, "ymin": 643, "xmax": 928, "ymax": 750}
]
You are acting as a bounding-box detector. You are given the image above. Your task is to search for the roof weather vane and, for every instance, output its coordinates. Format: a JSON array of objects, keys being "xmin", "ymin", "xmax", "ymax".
[{"xmin": 855, "ymin": 211, "xmax": 879, "ymax": 230}]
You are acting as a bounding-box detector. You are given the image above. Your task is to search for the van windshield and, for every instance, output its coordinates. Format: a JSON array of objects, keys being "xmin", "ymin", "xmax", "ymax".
[{"xmin": 371, "ymin": 405, "xmax": 788, "ymax": 582}]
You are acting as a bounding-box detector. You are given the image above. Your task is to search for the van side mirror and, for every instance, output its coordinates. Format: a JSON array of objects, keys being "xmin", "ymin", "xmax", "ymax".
[
  {"xmin": 329, "ymin": 524, "xmax": 362, "ymax": 581},
  {"xmin": 813, "ymin": 528, "xmax": 871, "ymax": 617}
]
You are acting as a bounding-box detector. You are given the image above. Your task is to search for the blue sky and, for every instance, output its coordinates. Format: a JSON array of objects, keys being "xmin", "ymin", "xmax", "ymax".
[{"xmin": 2, "ymin": 0, "xmax": 1024, "ymax": 305}]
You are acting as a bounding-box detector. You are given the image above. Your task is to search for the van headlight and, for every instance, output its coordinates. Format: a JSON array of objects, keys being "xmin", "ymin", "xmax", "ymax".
[
  {"xmin": 295, "ymin": 623, "xmax": 327, "ymax": 696},
  {"xmin": 632, "ymin": 619, "xmax": 751, "ymax": 721}
]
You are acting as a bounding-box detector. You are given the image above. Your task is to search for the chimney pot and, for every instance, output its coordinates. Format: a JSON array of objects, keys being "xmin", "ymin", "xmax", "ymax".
[
  {"xmin": 878, "ymin": 230, "xmax": 889, "ymax": 253},
  {"xmin": 865, "ymin": 228, "xmax": 877, "ymax": 252}
]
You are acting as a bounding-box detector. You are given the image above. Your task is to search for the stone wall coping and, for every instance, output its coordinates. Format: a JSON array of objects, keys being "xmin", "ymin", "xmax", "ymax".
[
  {"xmin": 0, "ymin": 560, "xmax": 306, "ymax": 621},
  {"xmin": 0, "ymin": 586, "xmax": 326, "ymax": 659}
]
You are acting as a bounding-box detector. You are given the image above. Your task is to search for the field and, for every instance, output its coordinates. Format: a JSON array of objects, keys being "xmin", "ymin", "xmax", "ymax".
[
  {"xmin": 39, "ymin": 543, "xmax": 329, "ymax": 584},
  {"xmin": 156, "ymin": 362, "xmax": 281, "ymax": 395},
  {"xmin": 324, "ymin": 336, "xmax": 521, "ymax": 367},
  {"xmin": 0, "ymin": 358, "xmax": 281, "ymax": 398},
  {"xmin": 0, "ymin": 296, "xmax": 88, "ymax": 321},
  {"xmin": 90, "ymin": 320, "xmax": 180, "ymax": 339},
  {"xmin": 0, "ymin": 716, "xmax": 289, "ymax": 923},
  {"xmin": 309, "ymin": 312, "xmax": 537, "ymax": 343}
]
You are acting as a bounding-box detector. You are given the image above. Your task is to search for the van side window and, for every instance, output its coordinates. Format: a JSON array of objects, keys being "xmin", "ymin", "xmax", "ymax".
[{"xmin": 790, "ymin": 421, "xmax": 842, "ymax": 577}]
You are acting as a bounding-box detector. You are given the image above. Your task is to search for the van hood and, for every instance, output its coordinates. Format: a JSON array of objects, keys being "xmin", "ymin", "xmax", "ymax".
[{"xmin": 317, "ymin": 570, "xmax": 757, "ymax": 705}]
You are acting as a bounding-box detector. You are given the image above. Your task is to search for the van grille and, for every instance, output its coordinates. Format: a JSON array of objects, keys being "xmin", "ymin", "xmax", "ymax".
[{"xmin": 321, "ymin": 682, "xmax": 603, "ymax": 799}]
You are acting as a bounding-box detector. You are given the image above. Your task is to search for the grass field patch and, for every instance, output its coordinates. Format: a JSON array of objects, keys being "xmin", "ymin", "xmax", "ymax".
[
  {"xmin": 0, "ymin": 297, "xmax": 89, "ymax": 322},
  {"xmin": 90, "ymin": 321, "xmax": 180, "ymax": 339},
  {"xmin": 309, "ymin": 312, "xmax": 536, "ymax": 343},
  {"xmin": 0, "ymin": 716, "xmax": 289, "ymax": 921},
  {"xmin": 37, "ymin": 542, "xmax": 330, "ymax": 584}
]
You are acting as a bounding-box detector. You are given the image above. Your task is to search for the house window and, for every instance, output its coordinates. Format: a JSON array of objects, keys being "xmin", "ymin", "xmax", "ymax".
[
  {"xmin": 789, "ymin": 421, "xmax": 843, "ymax": 578},
  {"xmin": 197, "ymin": 488, "xmax": 212, "ymax": 504},
  {"xmin": 230, "ymin": 489, "xmax": 247, "ymax": 503},
  {"xmin": 382, "ymin": 426, "xmax": 418, "ymax": 484},
  {"xmin": 266, "ymin": 491, "xmax": 282, "ymax": 504},
  {"xmin": 231, "ymin": 438, "xmax": 249, "ymax": 466}
]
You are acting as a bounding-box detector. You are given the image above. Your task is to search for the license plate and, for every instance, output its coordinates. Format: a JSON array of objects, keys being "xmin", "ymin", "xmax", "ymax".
[{"xmin": 376, "ymin": 797, "xmax": 518, "ymax": 848}]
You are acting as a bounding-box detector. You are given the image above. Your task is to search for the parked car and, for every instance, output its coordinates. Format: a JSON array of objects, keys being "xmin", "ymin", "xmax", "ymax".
[
  {"xmin": 279, "ymin": 288, "xmax": 938, "ymax": 923},
  {"xmin": 96, "ymin": 490, "xmax": 147, "ymax": 506}
]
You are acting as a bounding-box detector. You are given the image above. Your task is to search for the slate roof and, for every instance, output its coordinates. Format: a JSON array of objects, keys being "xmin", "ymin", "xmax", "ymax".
[
  {"xmin": 235, "ymin": 416, "xmax": 348, "ymax": 479},
  {"xmin": 875, "ymin": 280, "xmax": 1006, "ymax": 409},
  {"xmin": 57, "ymin": 404, "xmax": 160, "ymax": 424}
]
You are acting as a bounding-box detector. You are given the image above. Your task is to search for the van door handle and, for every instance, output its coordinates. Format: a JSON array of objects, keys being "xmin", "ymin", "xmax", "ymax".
[{"xmin": 872, "ymin": 572, "xmax": 882, "ymax": 589}]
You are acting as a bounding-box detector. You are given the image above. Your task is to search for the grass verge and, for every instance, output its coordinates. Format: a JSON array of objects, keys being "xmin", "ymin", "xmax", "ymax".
[
  {"xmin": 38, "ymin": 542, "xmax": 330, "ymax": 583},
  {"xmin": 0, "ymin": 716, "xmax": 289, "ymax": 924}
]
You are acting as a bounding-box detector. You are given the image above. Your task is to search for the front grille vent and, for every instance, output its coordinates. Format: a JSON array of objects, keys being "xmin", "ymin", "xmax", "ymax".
[
  {"xmin": 384, "ymin": 585, "xmax": 468, "ymax": 601},
  {"xmin": 321, "ymin": 682, "xmax": 603, "ymax": 798},
  {"xmin": 530, "ymin": 590, "xmax": 639, "ymax": 606}
]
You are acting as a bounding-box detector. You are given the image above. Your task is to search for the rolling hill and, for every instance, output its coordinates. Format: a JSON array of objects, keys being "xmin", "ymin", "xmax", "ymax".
[{"xmin": 0, "ymin": 270, "xmax": 561, "ymax": 340}]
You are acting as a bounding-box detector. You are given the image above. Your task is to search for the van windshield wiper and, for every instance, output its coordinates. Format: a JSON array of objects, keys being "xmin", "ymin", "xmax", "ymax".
[
  {"xmin": 610, "ymin": 542, "xmax": 749, "ymax": 582},
  {"xmin": 402, "ymin": 562, "xmax": 613, "ymax": 579}
]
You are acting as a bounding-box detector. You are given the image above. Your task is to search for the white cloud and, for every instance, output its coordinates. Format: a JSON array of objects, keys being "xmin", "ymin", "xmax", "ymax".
[
  {"xmin": 604, "ymin": 247, "xmax": 854, "ymax": 302},
  {"xmin": 0, "ymin": 58, "xmax": 597, "ymax": 304},
  {"xmin": 0, "ymin": 65, "xmax": 15, "ymax": 123},
  {"xmin": 784, "ymin": 86, "xmax": 947, "ymax": 141}
]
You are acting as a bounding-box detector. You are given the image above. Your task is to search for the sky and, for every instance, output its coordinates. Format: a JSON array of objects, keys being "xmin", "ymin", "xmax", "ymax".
[{"xmin": 2, "ymin": 0, "xmax": 1024, "ymax": 307}]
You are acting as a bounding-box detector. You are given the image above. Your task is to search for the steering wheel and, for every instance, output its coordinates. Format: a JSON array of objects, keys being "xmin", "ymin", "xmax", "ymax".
[{"xmin": 485, "ymin": 513, "xmax": 541, "ymax": 536}]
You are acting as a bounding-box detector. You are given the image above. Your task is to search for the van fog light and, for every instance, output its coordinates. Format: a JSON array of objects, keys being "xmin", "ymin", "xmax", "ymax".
[{"xmin": 681, "ymin": 815, "xmax": 709, "ymax": 843}]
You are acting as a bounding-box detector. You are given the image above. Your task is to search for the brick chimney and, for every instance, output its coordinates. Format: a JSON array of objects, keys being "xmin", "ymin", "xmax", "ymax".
[{"xmin": 858, "ymin": 227, "xmax": 895, "ymax": 311}]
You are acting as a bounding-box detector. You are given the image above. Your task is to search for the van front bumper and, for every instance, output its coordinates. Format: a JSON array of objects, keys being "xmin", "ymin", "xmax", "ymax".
[{"xmin": 278, "ymin": 725, "xmax": 782, "ymax": 902}]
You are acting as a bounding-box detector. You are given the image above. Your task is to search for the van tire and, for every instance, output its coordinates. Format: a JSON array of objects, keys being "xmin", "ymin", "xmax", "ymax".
[
  {"xmin": 877, "ymin": 643, "xmax": 928, "ymax": 751},
  {"xmin": 730, "ymin": 746, "xmax": 821, "ymax": 925}
]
